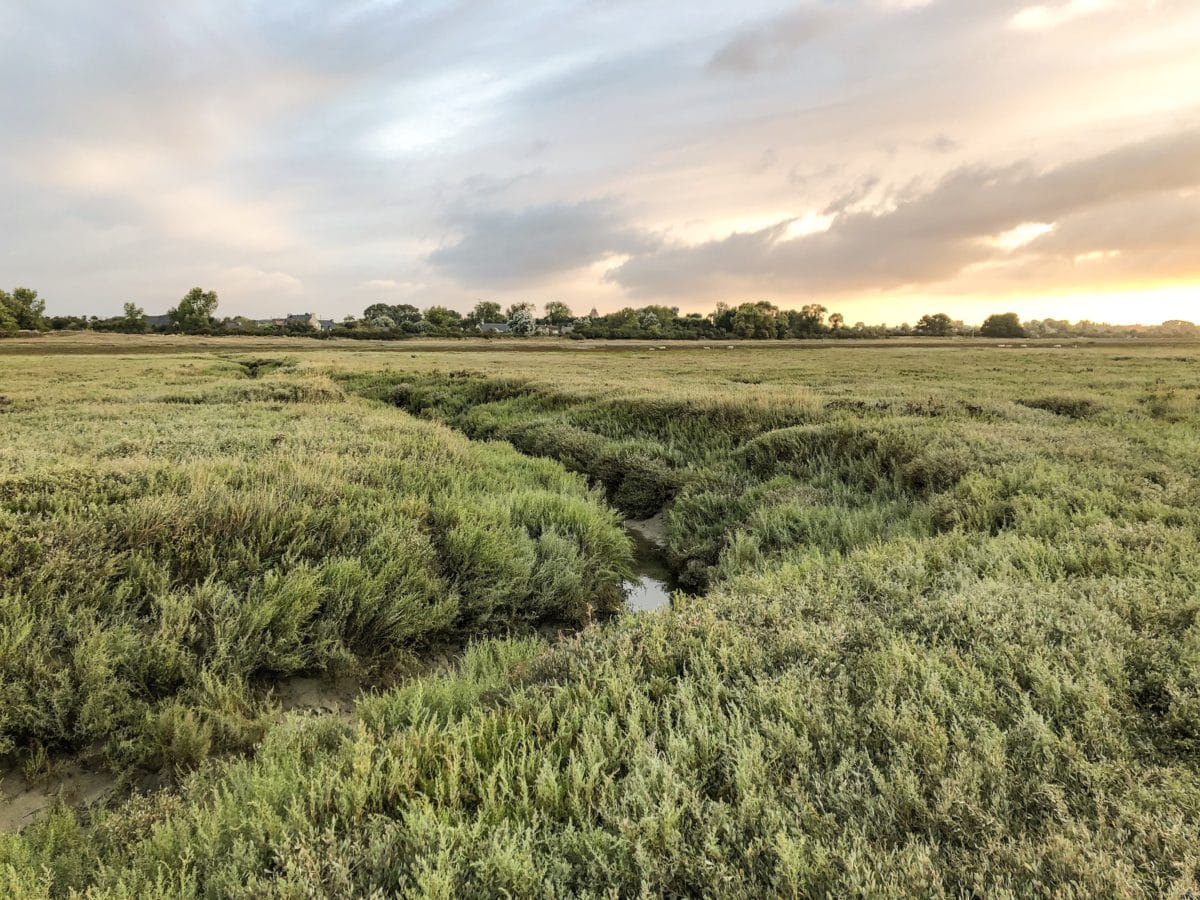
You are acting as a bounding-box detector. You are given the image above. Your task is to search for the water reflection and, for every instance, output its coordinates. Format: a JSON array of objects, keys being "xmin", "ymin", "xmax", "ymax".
[
  {"xmin": 625, "ymin": 573, "xmax": 673, "ymax": 612},
  {"xmin": 623, "ymin": 525, "xmax": 677, "ymax": 612}
]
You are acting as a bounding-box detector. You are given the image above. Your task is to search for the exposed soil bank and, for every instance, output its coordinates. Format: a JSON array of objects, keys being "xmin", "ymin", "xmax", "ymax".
[{"xmin": 624, "ymin": 509, "xmax": 668, "ymax": 547}]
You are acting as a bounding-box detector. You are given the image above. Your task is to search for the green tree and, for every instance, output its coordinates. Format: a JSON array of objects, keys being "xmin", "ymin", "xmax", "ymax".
[
  {"xmin": 828, "ymin": 312, "xmax": 844, "ymax": 331},
  {"xmin": 1, "ymin": 286, "xmax": 48, "ymax": 332},
  {"xmin": 980, "ymin": 312, "xmax": 1026, "ymax": 338},
  {"xmin": 168, "ymin": 287, "xmax": 219, "ymax": 332},
  {"xmin": 121, "ymin": 302, "xmax": 147, "ymax": 333},
  {"xmin": 507, "ymin": 303, "xmax": 536, "ymax": 336},
  {"xmin": 639, "ymin": 305, "xmax": 677, "ymax": 328},
  {"xmin": 608, "ymin": 307, "xmax": 639, "ymax": 329},
  {"xmin": 363, "ymin": 303, "xmax": 422, "ymax": 328},
  {"xmin": 543, "ymin": 301, "xmax": 574, "ymax": 325},
  {"xmin": 711, "ymin": 302, "xmax": 735, "ymax": 333},
  {"xmin": 915, "ymin": 312, "xmax": 954, "ymax": 336},
  {"xmin": 423, "ymin": 306, "xmax": 462, "ymax": 329},
  {"xmin": 784, "ymin": 303, "xmax": 827, "ymax": 338},
  {"xmin": 732, "ymin": 302, "xmax": 781, "ymax": 339},
  {"xmin": 470, "ymin": 300, "xmax": 503, "ymax": 326},
  {"xmin": 393, "ymin": 304, "xmax": 423, "ymax": 327},
  {"xmin": 0, "ymin": 296, "xmax": 16, "ymax": 336}
]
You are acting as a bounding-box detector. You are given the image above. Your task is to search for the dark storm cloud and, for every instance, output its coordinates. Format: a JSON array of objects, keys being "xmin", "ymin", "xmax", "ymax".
[{"xmin": 429, "ymin": 200, "xmax": 658, "ymax": 285}]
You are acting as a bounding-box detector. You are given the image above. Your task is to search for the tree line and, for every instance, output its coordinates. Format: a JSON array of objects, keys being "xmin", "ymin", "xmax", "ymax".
[{"xmin": 3, "ymin": 285, "xmax": 1196, "ymax": 341}]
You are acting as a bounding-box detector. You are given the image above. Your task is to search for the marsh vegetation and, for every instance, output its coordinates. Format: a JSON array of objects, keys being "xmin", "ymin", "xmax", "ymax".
[{"xmin": 2, "ymin": 339, "xmax": 1198, "ymax": 896}]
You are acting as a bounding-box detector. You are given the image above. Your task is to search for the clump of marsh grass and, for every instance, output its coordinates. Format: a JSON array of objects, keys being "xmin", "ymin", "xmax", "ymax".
[
  {"xmin": 1017, "ymin": 395, "xmax": 1102, "ymax": 419},
  {"xmin": 0, "ymin": 359, "xmax": 631, "ymax": 776}
]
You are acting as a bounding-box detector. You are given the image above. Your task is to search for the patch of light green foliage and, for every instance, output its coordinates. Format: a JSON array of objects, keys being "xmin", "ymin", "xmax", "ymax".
[
  {"xmin": 2, "ymin": 341, "xmax": 1199, "ymax": 897},
  {"xmin": 0, "ymin": 354, "xmax": 630, "ymax": 775}
]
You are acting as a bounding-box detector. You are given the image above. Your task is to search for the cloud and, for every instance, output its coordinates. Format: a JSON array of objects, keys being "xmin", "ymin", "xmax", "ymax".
[
  {"xmin": 707, "ymin": 10, "xmax": 833, "ymax": 73},
  {"xmin": 822, "ymin": 176, "xmax": 882, "ymax": 216},
  {"xmin": 2, "ymin": 1, "xmax": 1199, "ymax": 322},
  {"xmin": 1010, "ymin": 0, "xmax": 1120, "ymax": 30},
  {"xmin": 608, "ymin": 126, "xmax": 1200, "ymax": 297},
  {"xmin": 429, "ymin": 200, "xmax": 658, "ymax": 286},
  {"xmin": 924, "ymin": 134, "xmax": 960, "ymax": 154},
  {"xmin": 220, "ymin": 265, "xmax": 304, "ymax": 295},
  {"xmin": 1017, "ymin": 190, "xmax": 1200, "ymax": 284},
  {"xmin": 459, "ymin": 170, "xmax": 541, "ymax": 198},
  {"xmin": 748, "ymin": 148, "xmax": 779, "ymax": 175}
]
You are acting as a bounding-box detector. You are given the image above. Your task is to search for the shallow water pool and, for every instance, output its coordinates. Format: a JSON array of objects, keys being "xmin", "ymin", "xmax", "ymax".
[{"xmin": 623, "ymin": 525, "xmax": 677, "ymax": 612}]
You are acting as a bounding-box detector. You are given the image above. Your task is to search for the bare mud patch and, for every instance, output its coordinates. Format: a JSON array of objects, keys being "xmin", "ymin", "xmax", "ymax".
[
  {"xmin": 1, "ymin": 764, "xmax": 118, "ymax": 833},
  {"xmin": 274, "ymin": 675, "xmax": 365, "ymax": 721},
  {"xmin": 270, "ymin": 650, "xmax": 467, "ymax": 721},
  {"xmin": 624, "ymin": 508, "xmax": 668, "ymax": 547}
]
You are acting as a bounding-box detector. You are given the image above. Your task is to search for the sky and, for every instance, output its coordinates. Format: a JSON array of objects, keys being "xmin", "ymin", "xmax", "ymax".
[{"xmin": 2, "ymin": 0, "xmax": 1198, "ymax": 325}]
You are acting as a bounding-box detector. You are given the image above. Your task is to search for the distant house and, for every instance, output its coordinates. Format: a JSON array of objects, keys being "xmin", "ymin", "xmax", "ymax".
[
  {"xmin": 480, "ymin": 322, "xmax": 510, "ymax": 334},
  {"xmin": 237, "ymin": 315, "xmax": 334, "ymax": 331},
  {"xmin": 285, "ymin": 313, "xmax": 320, "ymax": 330}
]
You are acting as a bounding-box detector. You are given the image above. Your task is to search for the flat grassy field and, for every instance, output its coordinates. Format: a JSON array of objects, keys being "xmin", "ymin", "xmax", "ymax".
[{"xmin": 2, "ymin": 337, "xmax": 1198, "ymax": 896}]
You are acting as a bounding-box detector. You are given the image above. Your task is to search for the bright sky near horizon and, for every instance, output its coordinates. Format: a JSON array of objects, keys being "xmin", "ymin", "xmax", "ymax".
[{"xmin": 2, "ymin": 1, "xmax": 1198, "ymax": 324}]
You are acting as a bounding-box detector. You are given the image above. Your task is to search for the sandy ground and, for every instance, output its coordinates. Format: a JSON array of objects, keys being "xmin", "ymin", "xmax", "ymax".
[
  {"xmin": 274, "ymin": 674, "xmax": 366, "ymax": 721},
  {"xmin": 0, "ymin": 764, "xmax": 118, "ymax": 832}
]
